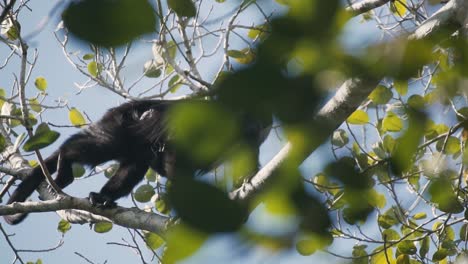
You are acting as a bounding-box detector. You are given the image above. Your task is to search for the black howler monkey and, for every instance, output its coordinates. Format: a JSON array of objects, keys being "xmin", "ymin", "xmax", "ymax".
[{"xmin": 3, "ymin": 99, "xmax": 272, "ymax": 225}]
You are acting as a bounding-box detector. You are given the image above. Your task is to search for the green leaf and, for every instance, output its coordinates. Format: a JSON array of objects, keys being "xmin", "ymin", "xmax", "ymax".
[
  {"xmin": 169, "ymin": 75, "xmax": 182, "ymax": 93},
  {"xmin": 28, "ymin": 99, "xmax": 42, "ymax": 112},
  {"xmin": 369, "ymin": 85, "xmax": 393, "ymax": 105},
  {"xmin": 396, "ymin": 255, "xmax": 410, "ymax": 264},
  {"xmin": 227, "ymin": 49, "xmax": 245, "ymax": 58},
  {"xmin": 412, "ymin": 212, "xmax": 426, "ymax": 220},
  {"xmin": 0, "ymin": 135, "xmax": 6, "ymax": 153},
  {"xmin": 382, "ymin": 112, "xmax": 403, "ymax": 132},
  {"xmin": 87, "ymin": 61, "xmax": 98, "ymax": 77},
  {"xmin": 352, "ymin": 245, "xmax": 368, "ymax": 264},
  {"xmin": 82, "ymin": 53, "xmax": 95, "ymax": 60},
  {"xmin": 436, "ymin": 136, "xmax": 460, "ymax": 155},
  {"xmin": 231, "ymin": 48, "xmax": 256, "ymax": 64},
  {"xmin": 312, "ymin": 173, "xmax": 331, "ymax": 193},
  {"xmin": 167, "ymin": 0, "xmax": 197, "ymax": 18},
  {"xmin": 134, "ymin": 184, "xmax": 155, "ymax": 203},
  {"xmin": 347, "ymin": 110, "xmax": 369, "ymax": 125},
  {"xmin": 428, "ymin": 178, "xmax": 463, "ymax": 213},
  {"xmin": 371, "ymin": 247, "xmax": 395, "ymax": 264},
  {"xmin": 391, "ymin": 0, "xmax": 407, "ymax": 16},
  {"xmin": 383, "ymin": 135, "xmax": 396, "ymax": 154},
  {"xmin": 57, "ymin": 219, "xmax": 71, "ymax": 233},
  {"xmin": 394, "ymin": 81, "xmax": 408, "ymax": 95},
  {"xmin": 331, "ymin": 129, "xmax": 349, "ymax": 147},
  {"xmin": 407, "ymin": 95, "xmax": 425, "ymax": 109},
  {"xmin": 155, "ymin": 195, "xmax": 170, "ymax": 214},
  {"xmin": 432, "ymin": 249, "xmax": 448, "ymax": 262},
  {"xmin": 420, "ymin": 236, "xmax": 429, "ymax": 258},
  {"xmin": 167, "ymin": 40, "xmax": 178, "ymax": 60},
  {"xmin": 145, "ymin": 168, "xmax": 157, "ymax": 181},
  {"xmin": 368, "ymin": 189, "xmax": 386, "ymax": 209},
  {"xmin": 378, "ymin": 208, "xmax": 399, "ymax": 229},
  {"xmin": 382, "ymin": 228, "xmax": 400, "ymax": 241},
  {"xmin": 143, "ymin": 60, "xmax": 162, "ymax": 78},
  {"xmin": 460, "ymin": 224, "xmax": 468, "ymax": 241},
  {"xmin": 295, "ymin": 233, "xmax": 332, "ymax": 256},
  {"xmin": 72, "ymin": 163, "xmax": 85, "ymax": 178},
  {"xmin": 145, "ymin": 232, "xmax": 165, "ymax": 250},
  {"xmin": 68, "ymin": 107, "xmax": 87, "ymax": 127},
  {"xmin": 23, "ymin": 123, "xmax": 60, "ymax": 152},
  {"xmin": 34, "ymin": 77, "xmax": 47, "ymax": 91},
  {"xmin": 162, "ymin": 224, "xmax": 207, "ymax": 263},
  {"xmin": 94, "ymin": 222, "xmax": 113, "ymax": 233},
  {"xmin": 63, "ymin": 0, "xmax": 157, "ymax": 47},
  {"xmin": 247, "ymin": 24, "xmax": 268, "ymax": 40},
  {"xmin": 397, "ymin": 240, "xmax": 417, "ymax": 255}
]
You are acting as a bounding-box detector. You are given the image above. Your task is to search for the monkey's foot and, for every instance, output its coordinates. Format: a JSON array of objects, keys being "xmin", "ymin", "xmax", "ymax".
[{"xmin": 88, "ymin": 192, "xmax": 117, "ymax": 208}]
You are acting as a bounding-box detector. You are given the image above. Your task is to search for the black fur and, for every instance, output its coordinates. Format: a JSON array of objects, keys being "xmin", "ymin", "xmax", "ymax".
[{"xmin": 3, "ymin": 100, "xmax": 271, "ymax": 225}]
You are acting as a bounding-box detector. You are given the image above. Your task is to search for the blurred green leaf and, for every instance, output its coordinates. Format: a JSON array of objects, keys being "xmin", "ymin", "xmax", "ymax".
[
  {"xmin": 167, "ymin": 0, "xmax": 196, "ymax": 18},
  {"xmin": 63, "ymin": 0, "xmax": 157, "ymax": 47}
]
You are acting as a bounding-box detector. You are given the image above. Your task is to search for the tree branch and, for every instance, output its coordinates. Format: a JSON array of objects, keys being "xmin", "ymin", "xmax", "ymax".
[{"xmin": 0, "ymin": 196, "xmax": 170, "ymax": 237}]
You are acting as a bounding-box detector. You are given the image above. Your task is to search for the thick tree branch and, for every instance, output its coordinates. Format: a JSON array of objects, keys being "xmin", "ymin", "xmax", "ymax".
[
  {"xmin": 231, "ymin": 0, "xmax": 466, "ymax": 201},
  {"xmin": 0, "ymin": 196, "xmax": 170, "ymax": 237}
]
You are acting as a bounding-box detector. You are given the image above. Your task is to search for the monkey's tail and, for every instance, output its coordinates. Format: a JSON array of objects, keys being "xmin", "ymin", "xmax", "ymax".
[{"xmin": 3, "ymin": 151, "xmax": 60, "ymax": 225}]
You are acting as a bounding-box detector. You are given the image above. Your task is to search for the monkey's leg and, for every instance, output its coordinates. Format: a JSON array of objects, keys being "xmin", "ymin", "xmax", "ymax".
[{"xmin": 89, "ymin": 160, "xmax": 148, "ymax": 207}]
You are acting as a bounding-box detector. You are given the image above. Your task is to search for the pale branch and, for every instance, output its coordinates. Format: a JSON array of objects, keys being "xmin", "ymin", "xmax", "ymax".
[
  {"xmin": 231, "ymin": 0, "xmax": 465, "ymax": 201},
  {"xmin": 0, "ymin": 196, "xmax": 170, "ymax": 237},
  {"xmin": 345, "ymin": 0, "xmax": 391, "ymax": 15},
  {"xmin": 409, "ymin": 0, "xmax": 460, "ymax": 40}
]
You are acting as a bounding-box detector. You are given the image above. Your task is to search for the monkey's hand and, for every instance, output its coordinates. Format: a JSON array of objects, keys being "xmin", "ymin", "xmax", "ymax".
[{"xmin": 88, "ymin": 192, "xmax": 117, "ymax": 208}]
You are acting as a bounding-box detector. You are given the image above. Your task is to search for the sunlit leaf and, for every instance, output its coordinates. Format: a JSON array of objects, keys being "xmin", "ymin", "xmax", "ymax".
[
  {"xmin": 68, "ymin": 107, "xmax": 87, "ymax": 127},
  {"xmin": 347, "ymin": 110, "xmax": 369, "ymax": 125},
  {"xmin": 382, "ymin": 112, "xmax": 403, "ymax": 132},
  {"xmin": 34, "ymin": 77, "xmax": 47, "ymax": 91},
  {"xmin": 88, "ymin": 61, "xmax": 98, "ymax": 77}
]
